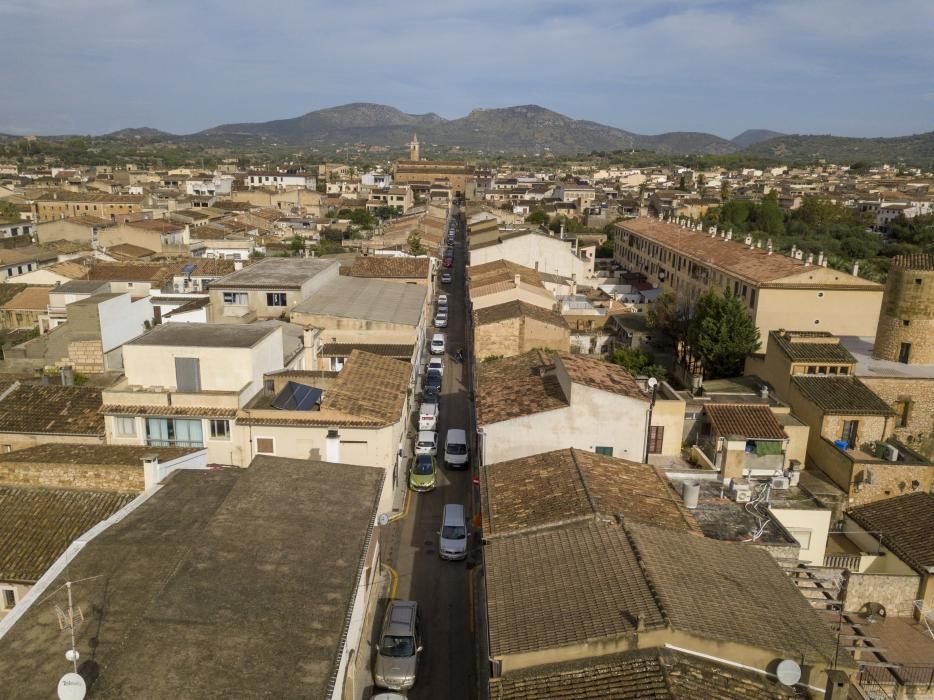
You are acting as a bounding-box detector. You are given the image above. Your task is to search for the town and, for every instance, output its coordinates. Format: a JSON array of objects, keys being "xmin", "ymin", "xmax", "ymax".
[{"xmin": 0, "ymin": 128, "xmax": 931, "ymax": 700}]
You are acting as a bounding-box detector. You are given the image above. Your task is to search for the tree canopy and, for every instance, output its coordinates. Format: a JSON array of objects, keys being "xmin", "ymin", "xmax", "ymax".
[{"xmin": 687, "ymin": 288, "xmax": 760, "ymax": 379}]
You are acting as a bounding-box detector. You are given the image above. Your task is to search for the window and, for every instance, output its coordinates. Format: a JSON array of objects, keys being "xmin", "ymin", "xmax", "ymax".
[
  {"xmin": 787, "ymin": 527, "xmax": 812, "ymax": 549},
  {"xmin": 839, "ymin": 366, "xmax": 849, "ymax": 375},
  {"xmin": 256, "ymin": 437, "xmax": 275, "ymax": 454},
  {"xmin": 895, "ymin": 398, "xmax": 912, "ymax": 428},
  {"xmin": 146, "ymin": 418, "xmax": 204, "ymax": 447},
  {"xmin": 175, "ymin": 357, "xmax": 201, "ymax": 393},
  {"xmin": 595, "ymin": 446, "xmax": 613, "ymax": 456},
  {"xmin": 266, "ymin": 292, "xmax": 287, "ymax": 307},
  {"xmin": 114, "ymin": 417, "xmax": 136, "ymax": 437},
  {"xmin": 916, "ymin": 278, "xmax": 923, "ymax": 285},
  {"xmin": 899, "ymin": 342, "xmax": 912, "ymax": 364},
  {"xmin": 210, "ymin": 419, "xmax": 230, "ymax": 439},
  {"xmin": 903, "ymin": 319, "xmax": 911, "ymax": 327},
  {"xmin": 223, "ymin": 291, "xmax": 247, "ymax": 305},
  {"xmin": 841, "ymin": 420, "xmax": 859, "ymax": 449},
  {"xmin": 2, "ymin": 588, "xmax": 15, "ymax": 609},
  {"xmin": 647, "ymin": 426, "xmax": 665, "ymax": 454}
]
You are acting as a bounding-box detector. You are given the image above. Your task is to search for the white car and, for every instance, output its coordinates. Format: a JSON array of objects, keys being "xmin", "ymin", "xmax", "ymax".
[
  {"xmin": 437, "ymin": 294, "xmax": 448, "ymax": 306},
  {"xmin": 418, "ymin": 402, "xmax": 439, "ymax": 431},
  {"xmin": 430, "ymin": 333, "xmax": 446, "ymax": 355},
  {"xmin": 427, "ymin": 357, "xmax": 444, "ymax": 376},
  {"xmin": 434, "ymin": 314, "xmax": 448, "ymax": 328},
  {"xmin": 415, "ymin": 430, "xmax": 438, "ymax": 456}
]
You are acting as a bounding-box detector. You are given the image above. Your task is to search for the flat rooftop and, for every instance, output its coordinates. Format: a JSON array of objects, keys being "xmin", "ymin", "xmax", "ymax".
[
  {"xmin": 209, "ymin": 257, "xmax": 336, "ymax": 289},
  {"xmin": 840, "ymin": 335, "xmax": 934, "ymax": 379},
  {"xmin": 0, "ymin": 456, "xmax": 383, "ymax": 698},
  {"xmin": 293, "ymin": 275, "xmax": 426, "ymax": 326},
  {"xmin": 126, "ymin": 322, "xmax": 277, "ymax": 348}
]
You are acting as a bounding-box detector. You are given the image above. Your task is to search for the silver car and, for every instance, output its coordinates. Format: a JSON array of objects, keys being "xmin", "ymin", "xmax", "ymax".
[{"xmin": 374, "ymin": 600, "xmax": 422, "ymax": 691}]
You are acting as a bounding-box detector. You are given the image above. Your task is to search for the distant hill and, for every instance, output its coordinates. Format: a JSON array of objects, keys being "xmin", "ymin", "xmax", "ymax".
[
  {"xmin": 106, "ymin": 127, "xmax": 177, "ymax": 140},
  {"xmin": 744, "ymin": 131, "xmax": 934, "ymax": 166},
  {"xmin": 185, "ymin": 103, "xmax": 737, "ymax": 155},
  {"xmin": 731, "ymin": 129, "xmax": 785, "ymax": 148}
]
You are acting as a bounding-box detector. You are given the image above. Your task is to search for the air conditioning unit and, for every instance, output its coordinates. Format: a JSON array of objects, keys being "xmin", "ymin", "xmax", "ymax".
[
  {"xmin": 771, "ymin": 476, "xmax": 791, "ymax": 490},
  {"xmin": 882, "ymin": 444, "xmax": 899, "ymax": 462},
  {"xmin": 730, "ymin": 480, "xmax": 752, "ymax": 503}
]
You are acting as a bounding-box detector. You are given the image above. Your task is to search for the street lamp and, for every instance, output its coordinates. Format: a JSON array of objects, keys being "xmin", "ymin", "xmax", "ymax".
[{"xmin": 643, "ymin": 377, "xmax": 658, "ymax": 463}]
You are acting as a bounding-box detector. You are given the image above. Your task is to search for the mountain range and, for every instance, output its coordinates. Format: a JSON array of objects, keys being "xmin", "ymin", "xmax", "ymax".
[{"xmin": 8, "ymin": 103, "xmax": 934, "ymax": 164}]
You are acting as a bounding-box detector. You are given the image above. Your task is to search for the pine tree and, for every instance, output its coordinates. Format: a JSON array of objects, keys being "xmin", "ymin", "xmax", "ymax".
[{"xmin": 687, "ymin": 289, "xmax": 760, "ymax": 378}]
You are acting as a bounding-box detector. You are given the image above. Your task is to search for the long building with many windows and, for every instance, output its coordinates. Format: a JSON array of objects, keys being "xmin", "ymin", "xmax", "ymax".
[{"xmin": 614, "ymin": 217, "xmax": 883, "ymax": 339}]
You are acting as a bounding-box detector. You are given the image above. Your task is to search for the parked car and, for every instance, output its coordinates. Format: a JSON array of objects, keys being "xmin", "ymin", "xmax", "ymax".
[
  {"xmin": 434, "ymin": 313, "xmax": 448, "ymax": 328},
  {"xmin": 437, "ymin": 294, "xmax": 448, "ymax": 306},
  {"xmin": 444, "ymin": 428, "xmax": 469, "ymax": 469},
  {"xmin": 418, "ymin": 402, "xmax": 438, "ymax": 431},
  {"xmin": 415, "ymin": 430, "xmax": 438, "ymax": 456},
  {"xmin": 373, "ymin": 600, "xmax": 422, "ymax": 691},
  {"xmin": 438, "ymin": 503, "xmax": 468, "ymax": 561},
  {"xmin": 420, "ymin": 391, "xmax": 439, "ymax": 406},
  {"xmin": 443, "ymin": 256, "xmax": 453, "ymax": 268},
  {"xmin": 441, "ymin": 271, "xmax": 452, "ymax": 284},
  {"xmin": 430, "ymin": 333, "xmax": 446, "ymax": 355},
  {"xmin": 427, "ymin": 357, "xmax": 444, "ymax": 376},
  {"xmin": 423, "ymin": 370, "xmax": 442, "ymax": 399},
  {"xmin": 409, "ymin": 454, "xmax": 437, "ymax": 492}
]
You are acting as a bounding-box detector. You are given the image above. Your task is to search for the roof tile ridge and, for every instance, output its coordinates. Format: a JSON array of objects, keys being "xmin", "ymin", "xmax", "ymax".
[
  {"xmin": 624, "ymin": 524, "xmax": 671, "ymax": 628},
  {"xmin": 570, "ymin": 448, "xmax": 601, "ymax": 516}
]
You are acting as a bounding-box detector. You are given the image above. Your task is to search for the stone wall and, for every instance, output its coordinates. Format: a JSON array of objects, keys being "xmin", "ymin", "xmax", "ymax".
[
  {"xmin": 0, "ymin": 460, "xmax": 143, "ymax": 492},
  {"xmin": 65, "ymin": 339, "xmax": 105, "ymax": 373},
  {"xmin": 847, "ymin": 460, "xmax": 934, "ymax": 508},
  {"xmin": 861, "ymin": 376, "xmax": 934, "ymax": 459},
  {"xmin": 844, "ymin": 572, "xmax": 920, "ymax": 614},
  {"xmin": 873, "ymin": 265, "xmax": 934, "ymax": 364}
]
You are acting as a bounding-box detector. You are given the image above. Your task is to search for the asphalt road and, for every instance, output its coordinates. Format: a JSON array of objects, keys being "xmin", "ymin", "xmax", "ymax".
[{"xmin": 382, "ymin": 211, "xmax": 479, "ymax": 699}]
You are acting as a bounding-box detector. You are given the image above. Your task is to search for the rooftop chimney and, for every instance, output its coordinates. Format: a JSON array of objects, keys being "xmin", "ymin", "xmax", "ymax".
[
  {"xmin": 514, "ymin": 274, "xmax": 521, "ymax": 288},
  {"xmin": 852, "ymin": 262, "xmax": 860, "ymax": 277},
  {"xmin": 817, "ymin": 250, "xmax": 824, "ymax": 266},
  {"xmin": 744, "ymin": 234, "xmax": 752, "ymax": 247},
  {"xmin": 805, "ymin": 253, "xmax": 813, "ymax": 266},
  {"xmin": 824, "ymin": 670, "xmax": 851, "ymax": 700},
  {"xmin": 767, "ymin": 240, "xmax": 773, "ymax": 255},
  {"xmin": 725, "ymin": 230, "xmax": 732, "ymax": 241},
  {"xmin": 325, "ymin": 429, "xmax": 341, "ymax": 463},
  {"xmin": 141, "ymin": 455, "xmax": 160, "ymax": 490}
]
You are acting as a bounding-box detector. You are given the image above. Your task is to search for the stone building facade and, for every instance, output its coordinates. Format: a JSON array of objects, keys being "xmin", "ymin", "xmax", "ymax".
[{"xmin": 873, "ymin": 254, "xmax": 934, "ymax": 365}]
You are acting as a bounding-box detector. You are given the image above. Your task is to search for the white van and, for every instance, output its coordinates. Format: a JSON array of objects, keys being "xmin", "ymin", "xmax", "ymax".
[
  {"xmin": 443, "ymin": 428, "xmax": 469, "ymax": 469},
  {"xmin": 438, "ymin": 503, "xmax": 468, "ymax": 561},
  {"xmin": 415, "ymin": 430, "xmax": 438, "ymax": 456},
  {"xmin": 418, "ymin": 402, "xmax": 438, "ymax": 431}
]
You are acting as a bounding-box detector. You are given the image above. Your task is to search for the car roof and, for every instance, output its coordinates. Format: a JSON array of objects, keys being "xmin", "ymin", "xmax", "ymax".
[
  {"xmin": 446, "ymin": 428, "xmax": 467, "ymax": 441},
  {"xmin": 417, "ymin": 430, "xmax": 436, "ymax": 440},
  {"xmin": 385, "ymin": 600, "xmax": 417, "ymax": 635},
  {"xmin": 415, "ymin": 454, "xmax": 434, "ymax": 466},
  {"xmin": 431, "ymin": 333, "xmax": 444, "ymax": 341},
  {"xmin": 443, "ymin": 503, "xmax": 466, "ymax": 521}
]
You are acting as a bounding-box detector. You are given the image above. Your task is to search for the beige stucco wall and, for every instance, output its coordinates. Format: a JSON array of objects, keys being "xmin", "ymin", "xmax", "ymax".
[
  {"xmin": 470, "ymin": 234, "xmax": 595, "ymax": 281},
  {"xmin": 288, "ymin": 312, "xmax": 420, "ymax": 346},
  {"xmin": 470, "ymin": 284, "xmax": 556, "ymax": 311},
  {"xmin": 0, "ymin": 432, "xmax": 103, "ymax": 452},
  {"xmin": 755, "ymin": 287, "xmax": 882, "ymax": 340},
  {"xmin": 0, "ymin": 582, "xmax": 31, "ymax": 621},
  {"xmin": 770, "ymin": 507, "xmax": 831, "ymax": 565},
  {"xmin": 651, "ymin": 397, "xmax": 686, "ymax": 457}
]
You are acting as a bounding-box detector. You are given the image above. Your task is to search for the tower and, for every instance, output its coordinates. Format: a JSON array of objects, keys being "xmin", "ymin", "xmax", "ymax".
[
  {"xmin": 408, "ymin": 133, "xmax": 419, "ymax": 161},
  {"xmin": 873, "ymin": 254, "xmax": 934, "ymax": 364}
]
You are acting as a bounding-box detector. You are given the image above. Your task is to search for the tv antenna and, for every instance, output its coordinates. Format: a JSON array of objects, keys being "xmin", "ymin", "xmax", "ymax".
[{"xmin": 40, "ymin": 574, "xmax": 103, "ymax": 700}]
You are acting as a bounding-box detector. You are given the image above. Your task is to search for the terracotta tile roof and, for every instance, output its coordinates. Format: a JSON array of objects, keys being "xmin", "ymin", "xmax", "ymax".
[
  {"xmin": 35, "ymin": 191, "xmax": 142, "ymax": 203},
  {"xmin": 849, "ymin": 493, "xmax": 934, "ymax": 575},
  {"xmin": 1, "ymin": 286, "xmax": 51, "ymax": 311},
  {"xmin": 556, "ymin": 352, "xmax": 648, "ymax": 402},
  {"xmin": 0, "ymin": 383, "xmax": 104, "ymax": 436},
  {"xmin": 86, "ymin": 262, "xmax": 170, "ymax": 284},
  {"xmin": 474, "ymin": 299, "xmax": 568, "ymax": 328},
  {"xmin": 60, "ymin": 214, "xmax": 114, "ymax": 227},
  {"xmin": 618, "ymin": 217, "xmax": 878, "ymax": 288},
  {"xmin": 490, "ymin": 647, "xmax": 797, "ymax": 700},
  {"xmin": 705, "ymin": 403, "xmax": 787, "ymax": 440},
  {"xmin": 791, "ymin": 376, "xmax": 895, "ymax": 416},
  {"xmin": 469, "ymin": 259, "xmax": 543, "ymax": 290},
  {"xmin": 891, "ymin": 253, "xmax": 934, "ymax": 271},
  {"xmin": 627, "ymin": 523, "xmax": 841, "ymax": 664},
  {"xmin": 476, "ymin": 350, "xmax": 568, "ymax": 425},
  {"xmin": 0, "ymin": 485, "xmax": 136, "ymax": 583},
  {"xmin": 0, "ymin": 444, "xmax": 201, "ymax": 467},
  {"xmin": 320, "ymin": 343, "xmax": 414, "ymax": 358},
  {"xmin": 319, "ymin": 350, "xmax": 409, "ymax": 424},
  {"xmin": 344, "ymin": 256, "xmax": 430, "ymax": 279},
  {"xmin": 486, "ymin": 520, "xmax": 666, "ymax": 656},
  {"xmin": 101, "ymin": 405, "xmax": 237, "ymax": 418},
  {"xmin": 107, "ymin": 243, "xmax": 156, "ymax": 260},
  {"xmin": 770, "ymin": 330, "xmax": 856, "ymax": 364},
  {"xmin": 480, "ymin": 448, "xmax": 700, "ymax": 539}
]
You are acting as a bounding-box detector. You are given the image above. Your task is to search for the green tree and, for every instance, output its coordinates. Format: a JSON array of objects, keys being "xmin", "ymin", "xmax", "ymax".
[
  {"xmin": 287, "ymin": 234, "xmax": 306, "ymax": 256},
  {"xmin": 406, "ymin": 231, "xmax": 425, "ymax": 256},
  {"xmin": 611, "ymin": 347, "xmax": 666, "ymax": 381},
  {"xmin": 646, "ymin": 290, "xmax": 689, "ymax": 340},
  {"xmin": 525, "ymin": 209, "xmax": 550, "ymax": 227},
  {"xmin": 687, "ymin": 289, "xmax": 760, "ymax": 379},
  {"xmin": 755, "ymin": 191, "xmax": 784, "ymax": 236},
  {"xmin": 720, "ymin": 180, "xmax": 730, "ymax": 201},
  {"xmin": 0, "ymin": 200, "xmax": 18, "ymax": 218}
]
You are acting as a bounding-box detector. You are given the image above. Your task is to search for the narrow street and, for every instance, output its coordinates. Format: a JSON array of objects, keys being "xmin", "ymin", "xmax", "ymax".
[{"xmin": 381, "ymin": 209, "xmax": 479, "ymax": 699}]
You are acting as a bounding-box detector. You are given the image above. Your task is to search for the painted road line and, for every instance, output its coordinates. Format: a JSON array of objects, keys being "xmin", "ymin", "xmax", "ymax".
[
  {"xmin": 388, "ymin": 487, "xmax": 410, "ymax": 523},
  {"xmin": 384, "ymin": 563, "xmax": 399, "ymax": 600}
]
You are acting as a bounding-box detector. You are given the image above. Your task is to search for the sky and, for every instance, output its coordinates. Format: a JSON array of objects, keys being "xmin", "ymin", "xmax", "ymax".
[{"xmin": 1, "ymin": 0, "xmax": 932, "ymax": 138}]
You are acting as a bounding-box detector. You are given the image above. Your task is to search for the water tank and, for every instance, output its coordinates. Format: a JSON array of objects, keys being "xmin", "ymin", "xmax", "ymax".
[{"xmin": 682, "ymin": 480, "xmax": 701, "ymax": 509}]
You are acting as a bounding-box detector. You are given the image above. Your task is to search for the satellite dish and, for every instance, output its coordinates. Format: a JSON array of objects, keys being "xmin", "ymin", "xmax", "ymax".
[
  {"xmin": 776, "ymin": 659, "xmax": 802, "ymax": 686},
  {"xmin": 57, "ymin": 672, "xmax": 86, "ymax": 700},
  {"xmin": 378, "ymin": 513, "xmax": 390, "ymax": 527}
]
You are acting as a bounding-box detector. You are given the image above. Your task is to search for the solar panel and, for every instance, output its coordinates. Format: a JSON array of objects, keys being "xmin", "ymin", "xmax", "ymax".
[
  {"xmin": 271, "ymin": 381, "xmax": 323, "ymax": 411},
  {"xmin": 181, "ymin": 263, "xmax": 197, "ymax": 276}
]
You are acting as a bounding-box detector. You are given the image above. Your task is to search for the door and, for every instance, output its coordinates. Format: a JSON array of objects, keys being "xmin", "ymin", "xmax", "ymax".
[
  {"xmin": 841, "ymin": 420, "xmax": 859, "ymax": 449},
  {"xmin": 899, "ymin": 342, "xmax": 911, "ymax": 364}
]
